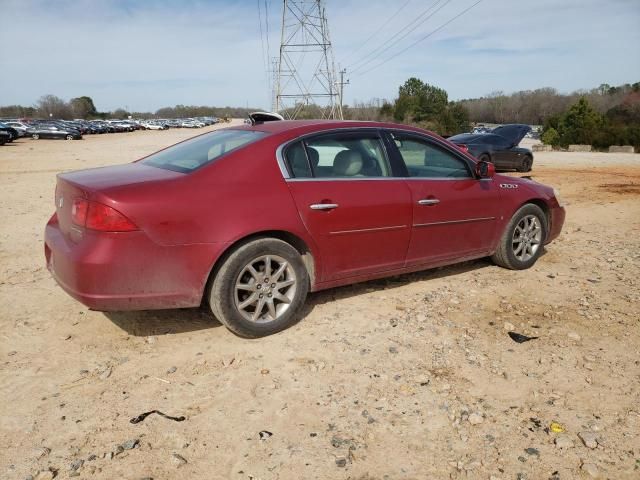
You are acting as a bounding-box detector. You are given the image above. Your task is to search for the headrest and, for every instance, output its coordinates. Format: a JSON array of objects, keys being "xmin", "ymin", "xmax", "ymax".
[
  {"xmin": 306, "ymin": 147, "xmax": 320, "ymax": 168},
  {"xmin": 333, "ymin": 150, "xmax": 363, "ymax": 176}
]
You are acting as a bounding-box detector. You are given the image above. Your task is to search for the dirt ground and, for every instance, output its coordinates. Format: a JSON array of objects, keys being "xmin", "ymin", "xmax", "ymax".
[{"xmin": 1, "ymin": 125, "xmax": 639, "ymax": 480}]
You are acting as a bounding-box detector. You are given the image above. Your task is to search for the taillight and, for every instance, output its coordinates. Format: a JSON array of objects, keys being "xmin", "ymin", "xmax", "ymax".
[
  {"xmin": 71, "ymin": 197, "xmax": 137, "ymax": 232},
  {"xmin": 457, "ymin": 144, "xmax": 469, "ymax": 153},
  {"xmin": 72, "ymin": 198, "xmax": 89, "ymax": 225}
]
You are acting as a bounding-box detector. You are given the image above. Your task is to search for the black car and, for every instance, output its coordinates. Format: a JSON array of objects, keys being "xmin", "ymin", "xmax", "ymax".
[
  {"xmin": 28, "ymin": 124, "xmax": 82, "ymax": 140},
  {"xmin": 0, "ymin": 122, "xmax": 20, "ymax": 142},
  {"xmin": 449, "ymin": 124, "xmax": 533, "ymax": 172},
  {"xmin": 0, "ymin": 130, "xmax": 10, "ymax": 145}
]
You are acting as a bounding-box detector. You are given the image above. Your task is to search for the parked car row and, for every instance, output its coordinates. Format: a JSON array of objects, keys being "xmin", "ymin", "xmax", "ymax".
[
  {"xmin": 0, "ymin": 116, "xmax": 219, "ymax": 144},
  {"xmin": 139, "ymin": 117, "xmax": 219, "ymax": 130}
]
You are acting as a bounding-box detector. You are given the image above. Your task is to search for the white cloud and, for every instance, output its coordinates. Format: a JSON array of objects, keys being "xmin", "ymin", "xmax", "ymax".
[{"xmin": 0, "ymin": 0, "xmax": 638, "ymax": 111}]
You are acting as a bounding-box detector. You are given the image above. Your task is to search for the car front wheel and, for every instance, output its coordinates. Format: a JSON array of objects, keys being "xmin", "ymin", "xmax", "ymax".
[
  {"xmin": 32, "ymin": 133, "xmax": 39, "ymax": 139},
  {"xmin": 491, "ymin": 204, "xmax": 547, "ymax": 270},
  {"xmin": 209, "ymin": 238, "xmax": 309, "ymax": 337}
]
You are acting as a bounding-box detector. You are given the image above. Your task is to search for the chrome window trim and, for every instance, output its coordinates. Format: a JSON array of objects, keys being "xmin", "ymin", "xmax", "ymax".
[
  {"xmin": 276, "ymin": 126, "xmax": 406, "ymax": 181},
  {"xmin": 276, "ymin": 126, "xmax": 484, "ymax": 181}
]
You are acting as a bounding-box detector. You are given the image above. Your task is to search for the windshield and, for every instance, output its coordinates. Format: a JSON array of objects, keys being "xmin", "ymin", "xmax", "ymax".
[{"xmin": 141, "ymin": 129, "xmax": 266, "ymax": 173}]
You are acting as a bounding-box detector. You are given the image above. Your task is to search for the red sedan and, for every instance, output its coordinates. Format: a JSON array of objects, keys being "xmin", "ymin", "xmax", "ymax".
[{"xmin": 45, "ymin": 120, "xmax": 565, "ymax": 337}]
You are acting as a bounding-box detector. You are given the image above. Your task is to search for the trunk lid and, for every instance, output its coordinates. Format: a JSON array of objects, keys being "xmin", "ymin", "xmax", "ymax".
[
  {"xmin": 491, "ymin": 124, "xmax": 531, "ymax": 146},
  {"xmin": 55, "ymin": 163, "xmax": 183, "ymax": 239}
]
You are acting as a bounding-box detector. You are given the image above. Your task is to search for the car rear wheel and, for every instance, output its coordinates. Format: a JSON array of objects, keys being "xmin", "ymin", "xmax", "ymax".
[
  {"xmin": 66, "ymin": 135, "xmax": 74, "ymax": 140},
  {"xmin": 518, "ymin": 155, "xmax": 533, "ymax": 172},
  {"xmin": 32, "ymin": 133, "xmax": 39, "ymax": 139},
  {"xmin": 491, "ymin": 204, "xmax": 547, "ymax": 270},
  {"xmin": 209, "ymin": 238, "xmax": 309, "ymax": 338}
]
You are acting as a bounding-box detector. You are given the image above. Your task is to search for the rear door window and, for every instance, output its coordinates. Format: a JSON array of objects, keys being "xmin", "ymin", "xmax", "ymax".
[{"xmin": 305, "ymin": 132, "xmax": 390, "ymax": 178}]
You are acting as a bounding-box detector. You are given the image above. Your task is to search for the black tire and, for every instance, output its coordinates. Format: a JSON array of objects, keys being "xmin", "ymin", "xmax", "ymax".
[
  {"xmin": 478, "ymin": 153, "xmax": 491, "ymax": 163},
  {"xmin": 209, "ymin": 238, "xmax": 309, "ymax": 338},
  {"xmin": 491, "ymin": 204, "xmax": 547, "ymax": 270},
  {"xmin": 66, "ymin": 135, "xmax": 74, "ymax": 140},
  {"xmin": 518, "ymin": 155, "xmax": 533, "ymax": 172},
  {"xmin": 32, "ymin": 133, "xmax": 39, "ymax": 140}
]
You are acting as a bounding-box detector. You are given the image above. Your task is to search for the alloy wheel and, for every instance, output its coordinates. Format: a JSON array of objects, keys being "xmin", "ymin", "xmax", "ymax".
[
  {"xmin": 233, "ymin": 254, "xmax": 297, "ymax": 323},
  {"xmin": 512, "ymin": 214, "xmax": 542, "ymax": 262}
]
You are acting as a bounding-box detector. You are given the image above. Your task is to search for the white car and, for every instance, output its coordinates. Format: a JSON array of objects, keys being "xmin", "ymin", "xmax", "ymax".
[
  {"xmin": 5, "ymin": 122, "xmax": 29, "ymax": 137},
  {"xmin": 142, "ymin": 123, "xmax": 167, "ymax": 130},
  {"xmin": 180, "ymin": 121, "xmax": 203, "ymax": 128}
]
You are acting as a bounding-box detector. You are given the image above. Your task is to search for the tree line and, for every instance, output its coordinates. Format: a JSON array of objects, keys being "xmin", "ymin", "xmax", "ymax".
[
  {"xmin": 0, "ymin": 95, "xmax": 261, "ymax": 120},
  {"xmin": 2, "ymin": 80, "xmax": 638, "ymax": 149},
  {"xmin": 458, "ymin": 82, "xmax": 640, "ymax": 126},
  {"xmin": 540, "ymin": 93, "xmax": 640, "ymax": 149}
]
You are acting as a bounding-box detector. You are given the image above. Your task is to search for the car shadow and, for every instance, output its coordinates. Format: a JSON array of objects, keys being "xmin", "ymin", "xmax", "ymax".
[
  {"xmin": 103, "ymin": 307, "xmax": 221, "ymax": 337},
  {"xmin": 102, "ymin": 252, "xmax": 545, "ymax": 337},
  {"xmin": 303, "ymin": 257, "xmax": 495, "ymax": 313}
]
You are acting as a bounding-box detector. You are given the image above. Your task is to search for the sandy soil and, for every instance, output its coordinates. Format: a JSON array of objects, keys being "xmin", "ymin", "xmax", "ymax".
[{"xmin": 1, "ymin": 125, "xmax": 639, "ymax": 480}]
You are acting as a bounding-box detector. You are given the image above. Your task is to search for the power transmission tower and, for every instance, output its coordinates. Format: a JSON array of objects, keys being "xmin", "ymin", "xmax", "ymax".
[
  {"xmin": 275, "ymin": 0, "xmax": 342, "ymax": 119},
  {"xmin": 270, "ymin": 57, "xmax": 280, "ymax": 111}
]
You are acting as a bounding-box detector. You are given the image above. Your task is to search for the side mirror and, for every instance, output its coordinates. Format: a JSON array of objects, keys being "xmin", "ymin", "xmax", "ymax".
[{"xmin": 475, "ymin": 160, "xmax": 495, "ymax": 179}]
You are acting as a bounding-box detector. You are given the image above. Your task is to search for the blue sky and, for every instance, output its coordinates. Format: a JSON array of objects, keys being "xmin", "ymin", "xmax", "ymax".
[{"xmin": 0, "ymin": 0, "xmax": 638, "ymax": 112}]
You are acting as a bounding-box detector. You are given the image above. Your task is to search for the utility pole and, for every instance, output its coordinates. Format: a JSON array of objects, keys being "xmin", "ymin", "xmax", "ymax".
[
  {"xmin": 337, "ymin": 68, "xmax": 349, "ymax": 118},
  {"xmin": 275, "ymin": 0, "xmax": 342, "ymax": 119}
]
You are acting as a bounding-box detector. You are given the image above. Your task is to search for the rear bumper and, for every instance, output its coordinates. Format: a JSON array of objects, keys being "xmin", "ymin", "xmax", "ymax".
[{"xmin": 44, "ymin": 218, "xmax": 228, "ymax": 311}]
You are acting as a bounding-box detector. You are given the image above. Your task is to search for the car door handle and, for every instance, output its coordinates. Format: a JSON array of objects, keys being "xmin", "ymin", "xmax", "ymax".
[
  {"xmin": 418, "ymin": 198, "xmax": 440, "ymax": 206},
  {"xmin": 310, "ymin": 203, "xmax": 339, "ymax": 210}
]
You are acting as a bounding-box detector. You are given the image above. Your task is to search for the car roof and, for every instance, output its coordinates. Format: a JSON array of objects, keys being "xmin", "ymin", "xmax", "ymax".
[{"xmin": 235, "ymin": 119, "xmax": 431, "ymax": 137}]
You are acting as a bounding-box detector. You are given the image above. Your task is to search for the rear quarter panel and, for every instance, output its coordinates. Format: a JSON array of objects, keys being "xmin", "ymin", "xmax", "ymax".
[
  {"xmin": 91, "ymin": 134, "xmax": 319, "ymax": 274},
  {"xmin": 97, "ymin": 139, "xmax": 303, "ymax": 239}
]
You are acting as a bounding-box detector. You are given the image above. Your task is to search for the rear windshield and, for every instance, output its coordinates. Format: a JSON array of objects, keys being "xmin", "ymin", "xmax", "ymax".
[{"xmin": 141, "ymin": 129, "xmax": 266, "ymax": 173}]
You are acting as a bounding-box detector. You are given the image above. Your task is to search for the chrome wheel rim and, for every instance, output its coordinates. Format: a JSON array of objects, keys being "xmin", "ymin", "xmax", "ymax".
[
  {"xmin": 234, "ymin": 254, "xmax": 297, "ymax": 323},
  {"xmin": 512, "ymin": 215, "xmax": 542, "ymax": 262}
]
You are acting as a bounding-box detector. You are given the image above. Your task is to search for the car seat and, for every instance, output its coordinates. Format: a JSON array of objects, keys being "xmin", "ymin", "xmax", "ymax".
[{"xmin": 333, "ymin": 150, "xmax": 363, "ymax": 176}]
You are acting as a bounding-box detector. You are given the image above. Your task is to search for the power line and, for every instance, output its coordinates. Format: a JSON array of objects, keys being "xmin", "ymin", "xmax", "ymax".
[
  {"xmin": 257, "ymin": 0, "xmax": 270, "ymax": 103},
  {"xmin": 346, "ymin": 0, "xmax": 448, "ymax": 72},
  {"xmin": 355, "ymin": 0, "xmax": 484, "ymax": 77},
  {"xmin": 340, "ymin": 0, "xmax": 412, "ymax": 64},
  {"xmin": 265, "ymin": 0, "xmax": 271, "ymax": 66}
]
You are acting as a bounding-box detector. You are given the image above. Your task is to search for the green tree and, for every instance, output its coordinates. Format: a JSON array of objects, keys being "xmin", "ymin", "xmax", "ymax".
[
  {"xmin": 541, "ymin": 127, "xmax": 560, "ymax": 146},
  {"xmin": 70, "ymin": 96, "xmax": 98, "ymax": 118},
  {"xmin": 415, "ymin": 84, "xmax": 448, "ymax": 121},
  {"xmin": 379, "ymin": 101, "xmax": 394, "ymax": 120},
  {"xmin": 394, "ymin": 78, "xmax": 449, "ymax": 122},
  {"xmin": 447, "ymin": 102, "xmax": 470, "ymax": 135},
  {"xmin": 111, "ymin": 108, "xmax": 130, "ymax": 119},
  {"xmin": 557, "ymin": 97, "xmax": 603, "ymax": 146}
]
